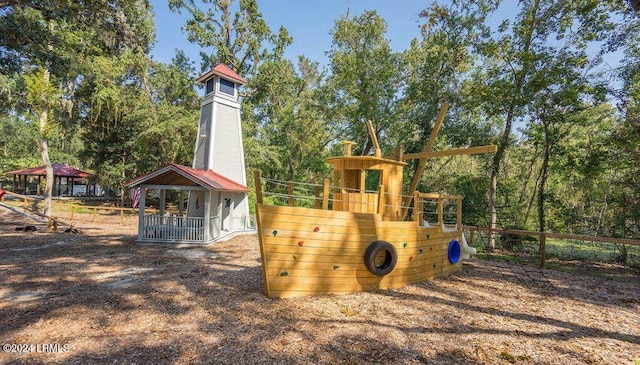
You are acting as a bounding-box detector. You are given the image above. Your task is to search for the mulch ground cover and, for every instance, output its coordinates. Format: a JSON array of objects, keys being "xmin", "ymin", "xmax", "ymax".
[{"xmin": 1, "ymin": 207, "xmax": 639, "ymax": 364}]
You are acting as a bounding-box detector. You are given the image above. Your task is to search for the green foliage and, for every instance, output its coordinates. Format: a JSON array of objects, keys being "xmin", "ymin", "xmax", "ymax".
[
  {"xmin": 244, "ymin": 56, "xmax": 332, "ymax": 182},
  {"xmin": 1, "ymin": 0, "xmax": 638, "ymax": 246},
  {"xmin": 326, "ymin": 10, "xmax": 403, "ymax": 155},
  {"xmin": 168, "ymin": 0, "xmax": 291, "ymax": 75}
]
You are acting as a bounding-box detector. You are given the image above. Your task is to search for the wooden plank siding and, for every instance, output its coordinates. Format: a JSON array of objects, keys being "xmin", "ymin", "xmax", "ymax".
[{"xmin": 257, "ymin": 204, "xmax": 462, "ymax": 298}]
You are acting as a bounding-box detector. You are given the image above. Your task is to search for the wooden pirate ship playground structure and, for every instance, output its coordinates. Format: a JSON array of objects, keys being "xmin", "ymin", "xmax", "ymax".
[{"xmin": 255, "ymin": 103, "xmax": 497, "ymax": 298}]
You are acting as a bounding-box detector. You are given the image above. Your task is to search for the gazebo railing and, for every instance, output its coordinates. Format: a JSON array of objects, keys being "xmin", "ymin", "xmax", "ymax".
[{"xmin": 141, "ymin": 215, "xmax": 209, "ymax": 243}]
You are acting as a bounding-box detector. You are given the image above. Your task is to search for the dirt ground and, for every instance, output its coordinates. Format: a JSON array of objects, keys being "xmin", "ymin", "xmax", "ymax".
[{"xmin": 0, "ymin": 206, "xmax": 639, "ymax": 365}]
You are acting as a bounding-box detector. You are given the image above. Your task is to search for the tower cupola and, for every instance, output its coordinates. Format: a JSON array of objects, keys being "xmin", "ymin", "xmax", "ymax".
[{"xmin": 196, "ymin": 63, "xmax": 246, "ymax": 101}]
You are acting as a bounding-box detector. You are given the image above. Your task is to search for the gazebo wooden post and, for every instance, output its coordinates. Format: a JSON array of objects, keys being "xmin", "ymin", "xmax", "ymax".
[
  {"xmin": 137, "ymin": 186, "xmax": 146, "ymax": 240},
  {"xmin": 158, "ymin": 189, "xmax": 167, "ymax": 217},
  {"xmin": 217, "ymin": 191, "xmax": 223, "ymax": 231},
  {"xmin": 203, "ymin": 190, "xmax": 211, "ymax": 242},
  {"xmin": 179, "ymin": 191, "xmax": 185, "ymax": 217},
  {"xmin": 37, "ymin": 176, "xmax": 41, "ymax": 195}
]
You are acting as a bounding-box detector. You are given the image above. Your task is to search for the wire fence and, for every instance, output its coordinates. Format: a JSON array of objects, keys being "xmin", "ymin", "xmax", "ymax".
[{"xmin": 464, "ymin": 226, "xmax": 640, "ymax": 268}]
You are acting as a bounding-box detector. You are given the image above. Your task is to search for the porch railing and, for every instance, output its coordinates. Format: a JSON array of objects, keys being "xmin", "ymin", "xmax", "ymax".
[{"xmin": 141, "ymin": 215, "xmax": 209, "ymax": 243}]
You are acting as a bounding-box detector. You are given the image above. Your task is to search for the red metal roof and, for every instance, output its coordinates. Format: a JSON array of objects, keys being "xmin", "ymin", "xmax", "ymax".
[
  {"xmin": 125, "ymin": 164, "xmax": 248, "ymax": 192},
  {"xmin": 5, "ymin": 163, "xmax": 92, "ymax": 178},
  {"xmin": 197, "ymin": 64, "xmax": 247, "ymax": 85}
]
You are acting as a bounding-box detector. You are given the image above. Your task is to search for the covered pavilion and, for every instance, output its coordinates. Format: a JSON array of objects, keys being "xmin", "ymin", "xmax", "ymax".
[{"xmin": 4, "ymin": 163, "xmax": 94, "ymax": 196}]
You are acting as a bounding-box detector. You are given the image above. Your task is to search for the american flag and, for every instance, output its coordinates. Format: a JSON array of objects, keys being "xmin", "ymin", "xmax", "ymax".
[{"xmin": 131, "ymin": 187, "xmax": 141, "ymax": 208}]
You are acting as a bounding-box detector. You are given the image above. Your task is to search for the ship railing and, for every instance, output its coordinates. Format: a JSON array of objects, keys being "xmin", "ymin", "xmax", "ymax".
[
  {"xmin": 412, "ymin": 193, "xmax": 463, "ymax": 229},
  {"xmin": 257, "ymin": 176, "xmax": 380, "ymax": 213},
  {"xmin": 255, "ymin": 172, "xmax": 463, "ymax": 228}
]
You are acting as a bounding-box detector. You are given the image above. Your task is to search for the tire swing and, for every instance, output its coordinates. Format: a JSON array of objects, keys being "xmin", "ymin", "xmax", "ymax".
[
  {"xmin": 448, "ymin": 240, "xmax": 461, "ymax": 264},
  {"xmin": 364, "ymin": 241, "xmax": 398, "ymax": 276}
]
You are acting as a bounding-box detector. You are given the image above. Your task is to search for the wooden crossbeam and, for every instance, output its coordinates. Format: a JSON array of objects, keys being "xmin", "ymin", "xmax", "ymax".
[{"xmin": 402, "ymin": 145, "xmax": 498, "ymax": 160}]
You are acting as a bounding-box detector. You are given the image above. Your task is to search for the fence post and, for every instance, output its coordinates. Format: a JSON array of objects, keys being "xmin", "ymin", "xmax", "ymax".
[
  {"xmin": 322, "ymin": 179, "xmax": 330, "ymax": 210},
  {"xmin": 457, "ymin": 196, "xmax": 462, "ymax": 229},
  {"xmin": 414, "ymin": 192, "xmax": 422, "ymax": 224},
  {"xmin": 71, "ymin": 206, "xmax": 75, "ymax": 220},
  {"xmin": 314, "ymin": 186, "xmax": 321, "ymax": 209},
  {"xmin": 288, "ymin": 181, "xmax": 294, "ymax": 207},
  {"xmin": 539, "ymin": 233, "xmax": 546, "ymax": 267},
  {"xmin": 377, "ymin": 185, "xmax": 385, "ymax": 216},
  {"xmin": 93, "ymin": 208, "xmax": 97, "ymax": 222},
  {"xmin": 437, "ymin": 195, "xmax": 443, "ymax": 227},
  {"xmin": 254, "ymin": 170, "xmax": 263, "ymax": 205},
  {"xmin": 120, "ymin": 209, "xmax": 124, "ymax": 225}
]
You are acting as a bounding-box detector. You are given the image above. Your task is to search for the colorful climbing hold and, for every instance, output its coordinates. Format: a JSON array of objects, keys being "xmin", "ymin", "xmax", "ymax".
[
  {"xmin": 273, "ymin": 230, "xmax": 278, "ymax": 237},
  {"xmin": 426, "ymin": 234, "xmax": 430, "ymax": 239},
  {"xmin": 293, "ymin": 255, "xmax": 298, "ymax": 260},
  {"xmin": 313, "ymin": 226, "xmax": 320, "ymax": 232},
  {"xmin": 409, "ymin": 255, "xmax": 414, "ymax": 261},
  {"xmin": 403, "ymin": 242, "xmax": 408, "ymax": 248},
  {"xmin": 280, "ymin": 271, "xmax": 289, "ymax": 276},
  {"xmin": 298, "ymin": 240, "xmax": 304, "ymax": 246},
  {"xmin": 333, "ymin": 265, "xmax": 339, "ymax": 270},
  {"xmin": 419, "ymin": 248, "xmax": 424, "ymax": 254}
]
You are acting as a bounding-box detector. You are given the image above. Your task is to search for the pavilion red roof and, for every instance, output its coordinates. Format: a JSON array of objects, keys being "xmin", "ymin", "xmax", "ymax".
[
  {"xmin": 125, "ymin": 164, "xmax": 248, "ymax": 192},
  {"xmin": 196, "ymin": 64, "xmax": 247, "ymax": 85},
  {"xmin": 5, "ymin": 163, "xmax": 92, "ymax": 178}
]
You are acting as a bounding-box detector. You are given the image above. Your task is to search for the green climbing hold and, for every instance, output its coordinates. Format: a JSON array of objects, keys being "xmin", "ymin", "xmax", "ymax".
[
  {"xmin": 333, "ymin": 265, "xmax": 339, "ymax": 270},
  {"xmin": 419, "ymin": 248, "xmax": 424, "ymax": 254},
  {"xmin": 280, "ymin": 271, "xmax": 289, "ymax": 276},
  {"xmin": 273, "ymin": 230, "xmax": 278, "ymax": 237},
  {"xmin": 403, "ymin": 242, "xmax": 408, "ymax": 248}
]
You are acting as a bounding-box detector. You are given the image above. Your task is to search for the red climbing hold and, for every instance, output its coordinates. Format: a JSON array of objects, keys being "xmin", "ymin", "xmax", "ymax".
[
  {"xmin": 313, "ymin": 227, "xmax": 319, "ymax": 232},
  {"xmin": 298, "ymin": 241, "xmax": 304, "ymax": 246},
  {"xmin": 409, "ymin": 255, "xmax": 414, "ymax": 261}
]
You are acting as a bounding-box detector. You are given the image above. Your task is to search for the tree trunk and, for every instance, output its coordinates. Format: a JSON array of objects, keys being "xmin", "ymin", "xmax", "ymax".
[
  {"xmin": 488, "ymin": 108, "xmax": 513, "ymax": 249},
  {"xmin": 40, "ymin": 67, "xmax": 53, "ymax": 218},
  {"xmin": 487, "ymin": 0, "xmax": 541, "ymax": 249}
]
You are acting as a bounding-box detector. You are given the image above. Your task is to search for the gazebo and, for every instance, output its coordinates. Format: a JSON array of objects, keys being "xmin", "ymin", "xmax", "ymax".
[
  {"xmin": 4, "ymin": 163, "xmax": 94, "ymax": 196},
  {"xmin": 125, "ymin": 164, "xmax": 250, "ymax": 244}
]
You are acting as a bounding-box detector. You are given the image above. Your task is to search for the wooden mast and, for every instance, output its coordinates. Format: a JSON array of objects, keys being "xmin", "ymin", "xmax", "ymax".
[
  {"xmin": 366, "ymin": 120, "xmax": 382, "ymax": 158},
  {"xmin": 402, "ymin": 102, "xmax": 449, "ymax": 210},
  {"xmin": 401, "ymin": 102, "xmax": 497, "ymax": 218}
]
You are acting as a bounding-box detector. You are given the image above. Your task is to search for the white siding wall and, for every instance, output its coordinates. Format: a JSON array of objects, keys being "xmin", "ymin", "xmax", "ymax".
[
  {"xmin": 187, "ymin": 190, "xmax": 205, "ymax": 217},
  {"xmin": 193, "ymin": 102, "xmax": 212, "ymax": 169},
  {"xmin": 212, "ymin": 103, "xmax": 244, "ymax": 184}
]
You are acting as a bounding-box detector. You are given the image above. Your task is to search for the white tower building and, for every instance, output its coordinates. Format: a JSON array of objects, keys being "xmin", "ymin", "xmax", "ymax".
[{"xmin": 187, "ymin": 64, "xmax": 250, "ymax": 233}]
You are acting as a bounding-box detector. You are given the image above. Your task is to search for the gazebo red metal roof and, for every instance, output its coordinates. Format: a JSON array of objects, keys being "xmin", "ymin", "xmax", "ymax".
[
  {"xmin": 125, "ymin": 164, "xmax": 248, "ymax": 192},
  {"xmin": 196, "ymin": 64, "xmax": 247, "ymax": 85},
  {"xmin": 5, "ymin": 163, "xmax": 92, "ymax": 179}
]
